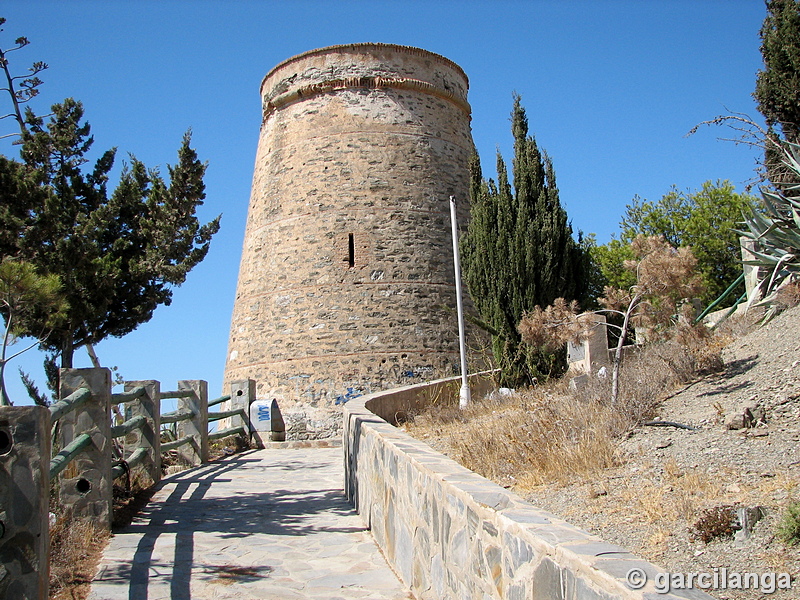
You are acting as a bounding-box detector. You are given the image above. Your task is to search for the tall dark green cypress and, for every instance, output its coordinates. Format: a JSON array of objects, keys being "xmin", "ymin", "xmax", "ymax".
[
  {"xmin": 754, "ymin": 0, "xmax": 800, "ymax": 187},
  {"xmin": 461, "ymin": 96, "xmax": 585, "ymax": 386}
]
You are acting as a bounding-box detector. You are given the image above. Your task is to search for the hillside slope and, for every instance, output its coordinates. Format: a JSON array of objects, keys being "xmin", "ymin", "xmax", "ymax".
[{"xmin": 523, "ymin": 305, "xmax": 800, "ymax": 599}]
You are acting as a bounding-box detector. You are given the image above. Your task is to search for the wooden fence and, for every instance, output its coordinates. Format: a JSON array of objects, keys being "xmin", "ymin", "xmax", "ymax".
[{"xmin": 0, "ymin": 368, "xmax": 268, "ymax": 600}]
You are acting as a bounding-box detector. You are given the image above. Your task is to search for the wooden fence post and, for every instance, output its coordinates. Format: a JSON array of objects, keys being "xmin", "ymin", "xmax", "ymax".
[
  {"xmin": 58, "ymin": 368, "xmax": 113, "ymax": 527},
  {"xmin": 177, "ymin": 380, "xmax": 208, "ymax": 466},
  {"xmin": 0, "ymin": 405, "xmax": 51, "ymax": 599},
  {"xmin": 123, "ymin": 380, "xmax": 161, "ymax": 485}
]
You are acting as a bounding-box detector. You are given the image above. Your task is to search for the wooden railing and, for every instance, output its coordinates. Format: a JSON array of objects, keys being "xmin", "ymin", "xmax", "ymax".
[{"xmin": 0, "ymin": 367, "xmax": 264, "ymax": 600}]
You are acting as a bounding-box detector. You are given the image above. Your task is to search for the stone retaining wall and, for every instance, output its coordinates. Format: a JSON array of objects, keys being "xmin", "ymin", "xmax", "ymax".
[{"xmin": 343, "ymin": 375, "xmax": 712, "ymax": 600}]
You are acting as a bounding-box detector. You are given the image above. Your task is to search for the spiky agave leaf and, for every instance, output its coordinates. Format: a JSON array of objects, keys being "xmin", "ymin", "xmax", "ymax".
[{"xmin": 740, "ymin": 141, "xmax": 800, "ymax": 315}]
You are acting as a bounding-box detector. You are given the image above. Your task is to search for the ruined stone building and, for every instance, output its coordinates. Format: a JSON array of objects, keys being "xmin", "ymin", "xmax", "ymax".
[{"xmin": 224, "ymin": 43, "xmax": 474, "ymax": 438}]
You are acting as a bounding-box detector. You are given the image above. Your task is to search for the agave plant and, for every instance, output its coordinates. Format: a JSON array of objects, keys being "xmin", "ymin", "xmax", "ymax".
[{"xmin": 739, "ymin": 140, "xmax": 800, "ymax": 314}]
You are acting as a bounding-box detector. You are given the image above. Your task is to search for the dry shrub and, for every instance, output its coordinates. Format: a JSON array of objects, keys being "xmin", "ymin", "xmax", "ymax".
[
  {"xmin": 714, "ymin": 309, "xmax": 761, "ymax": 340},
  {"xmin": 600, "ymin": 235, "xmax": 705, "ymax": 338},
  {"xmin": 690, "ymin": 505, "xmax": 738, "ymax": 544},
  {"xmin": 405, "ymin": 382, "xmax": 620, "ymax": 488},
  {"xmin": 518, "ymin": 298, "xmax": 583, "ymax": 350},
  {"xmin": 571, "ymin": 323, "xmax": 726, "ymax": 423},
  {"xmin": 49, "ymin": 513, "xmax": 109, "ymax": 599},
  {"xmin": 654, "ymin": 325, "xmax": 725, "ymax": 382},
  {"xmin": 571, "ymin": 345, "xmax": 669, "ymax": 428}
]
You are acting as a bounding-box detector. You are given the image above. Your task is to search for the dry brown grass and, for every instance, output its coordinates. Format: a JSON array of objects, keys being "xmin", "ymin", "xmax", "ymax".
[
  {"xmin": 49, "ymin": 513, "xmax": 109, "ymax": 600},
  {"xmin": 405, "ymin": 322, "xmax": 730, "ymax": 491},
  {"xmin": 405, "ymin": 380, "xmax": 622, "ymax": 488}
]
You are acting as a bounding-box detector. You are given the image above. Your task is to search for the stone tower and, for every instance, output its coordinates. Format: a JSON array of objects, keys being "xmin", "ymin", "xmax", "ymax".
[{"xmin": 224, "ymin": 43, "xmax": 474, "ymax": 439}]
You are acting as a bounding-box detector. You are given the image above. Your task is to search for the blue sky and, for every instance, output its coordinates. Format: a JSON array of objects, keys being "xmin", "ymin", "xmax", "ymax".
[{"xmin": 2, "ymin": 0, "xmax": 767, "ymax": 404}]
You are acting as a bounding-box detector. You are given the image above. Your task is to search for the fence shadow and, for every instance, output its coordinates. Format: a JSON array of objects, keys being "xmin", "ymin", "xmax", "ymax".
[{"xmin": 93, "ymin": 450, "xmax": 360, "ymax": 600}]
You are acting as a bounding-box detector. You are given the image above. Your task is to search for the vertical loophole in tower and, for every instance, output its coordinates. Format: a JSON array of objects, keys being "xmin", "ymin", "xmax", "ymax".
[{"xmin": 347, "ymin": 233, "xmax": 355, "ymax": 268}]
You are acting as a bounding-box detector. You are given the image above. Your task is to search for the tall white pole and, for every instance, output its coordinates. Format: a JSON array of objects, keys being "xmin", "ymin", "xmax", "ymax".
[{"xmin": 449, "ymin": 196, "xmax": 471, "ymax": 408}]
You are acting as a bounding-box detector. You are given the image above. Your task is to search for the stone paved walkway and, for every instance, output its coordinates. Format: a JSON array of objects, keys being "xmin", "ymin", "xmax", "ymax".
[{"xmin": 88, "ymin": 447, "xmax": 412, "ymax": 600}]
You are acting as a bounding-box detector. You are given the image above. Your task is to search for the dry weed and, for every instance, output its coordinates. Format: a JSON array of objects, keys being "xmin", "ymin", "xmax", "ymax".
[
  {"xmin": 713, "ymin": 309, "xmax": 762, "ymax": 340},
  {"xmin": 406, "ymin": 317, "xmax": 733, "ymax": 507},
  {"xmin": 49, "ymin": 513, "xmax": 109, "ymax": 599},
  {"xmin": 773, "ymin": 280, "xmax": 800, "ymax": 312},
  {"xmin": 569, "ymin": 345, "xmax": 667, "ymax": 428},
  {"xmin": 756, "ymin": 471, "xmax": 799, "ymax": 500},
  {"xmin": 406, "ymin": 382, "xmax": 620, "ymax": 489},
  {"xmin": 629, "ymin": 484, "xmax": 672, "ymax": 523},
  {"xmin": 646, "ymin": 524, "xmax": 674, "ymax": 554}
]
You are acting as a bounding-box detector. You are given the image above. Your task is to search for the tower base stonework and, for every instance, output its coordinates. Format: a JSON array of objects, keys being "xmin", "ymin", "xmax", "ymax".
[{"xmin": 224, "ymin": 44, "xmax": 474, "ymax": 439}]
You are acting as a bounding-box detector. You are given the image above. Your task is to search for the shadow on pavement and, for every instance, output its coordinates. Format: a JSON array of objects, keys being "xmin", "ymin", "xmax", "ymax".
[{"xmin": 97, "ymin": 450, "xmax": 359, "ymax": 600}]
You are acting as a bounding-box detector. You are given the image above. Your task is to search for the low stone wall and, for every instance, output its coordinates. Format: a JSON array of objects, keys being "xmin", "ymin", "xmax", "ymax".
[{"xmin": 343, "ymin": 375, "xmax": 712, "ymax": 600}]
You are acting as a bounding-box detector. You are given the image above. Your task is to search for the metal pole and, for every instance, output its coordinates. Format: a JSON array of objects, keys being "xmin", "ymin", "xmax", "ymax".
[{"xmin": 449, "ymin": 196, "xmax": 471, "ymax": 408}]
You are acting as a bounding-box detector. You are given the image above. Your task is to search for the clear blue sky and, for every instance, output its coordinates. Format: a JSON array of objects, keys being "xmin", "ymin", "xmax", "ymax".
[{"xmin": 2, "ymin": 0, "xmax": 767, "ymax": 405}]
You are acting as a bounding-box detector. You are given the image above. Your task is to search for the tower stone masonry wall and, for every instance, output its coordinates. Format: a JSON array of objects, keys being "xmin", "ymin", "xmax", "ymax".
[{"xmin": 224, "ymin": 44, "xmax": 475, "ymax": 439}]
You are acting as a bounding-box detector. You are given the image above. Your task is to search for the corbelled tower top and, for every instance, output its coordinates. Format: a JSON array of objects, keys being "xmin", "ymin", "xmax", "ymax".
[{"xmin": 261, "ymin": 43, "xmax": 469, "ymax": 116}]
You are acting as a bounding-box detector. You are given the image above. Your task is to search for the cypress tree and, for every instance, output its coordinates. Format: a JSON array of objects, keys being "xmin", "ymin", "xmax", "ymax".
[
  {"xmin": 461, "ymin": 96, "xmax": 585, "ymax": 386},
  {"xmin": 754, "ymin": 0, "xmax": 800, "ymax": 187}
]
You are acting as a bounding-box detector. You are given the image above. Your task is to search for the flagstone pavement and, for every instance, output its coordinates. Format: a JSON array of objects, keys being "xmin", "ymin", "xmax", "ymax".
[{"xmin": 88, "ymin": 446, "xmax": 412, "ymax": 600}]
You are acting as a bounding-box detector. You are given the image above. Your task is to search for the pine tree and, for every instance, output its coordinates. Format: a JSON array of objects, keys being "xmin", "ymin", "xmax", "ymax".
[
  {"xmin": 1, "ymin": 101, "xmax": 220, "ymax": 367},
  {"xmin": 0, "ymin": 258, "xmax": 67, "ymax": 405},
  {"xmin": 754, "ymin": 0, "xmax": 800, "ymax": 187},
  {"xmin": 0, "ymin": 25, "xmax": 220, "ymax": 368},
  {"xmin": 461, "ymin": 96, "xmax": 585, "ymax": 386}
]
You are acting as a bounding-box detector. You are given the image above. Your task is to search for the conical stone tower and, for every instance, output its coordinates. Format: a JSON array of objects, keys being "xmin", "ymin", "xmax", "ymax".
[{"xmin": 224, "ymin": 43, "xmax": 474, "ymax": 439}]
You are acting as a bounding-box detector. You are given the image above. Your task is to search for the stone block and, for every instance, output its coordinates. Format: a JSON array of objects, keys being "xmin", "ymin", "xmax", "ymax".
[
  {"xmin": 0, "ymin": 406, "xmax": 50, "ymax": 600},
  {"xmin": 230, "ymin": 379, "xmax": 255, "ymax": 444},
  {"xmin": 177, "ymin": 380, "xmax": 208, "ymax": 465},
  {"xmin": 567, "ymin": 313, "xmax": 610, "ymax": 376},
  {"xmin": 123, "ymin": 380, "xmax": 161, "ymax": 485},
  {"xmin": 530, "ymin": 557, "xmax": 567, "ymax": 600},
  {"xmin": 503, "ymin": 532, "xmax": 535, "ymax": 573},
  {"xmin": 58, "ymin": 368, "xmax": 113, "ymax": 526}
]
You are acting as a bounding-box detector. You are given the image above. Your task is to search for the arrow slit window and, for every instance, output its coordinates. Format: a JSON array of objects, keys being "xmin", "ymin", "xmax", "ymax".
[{"xmin": 348, "ymin": 233, "xmax": 355, "ymax": 268}]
